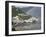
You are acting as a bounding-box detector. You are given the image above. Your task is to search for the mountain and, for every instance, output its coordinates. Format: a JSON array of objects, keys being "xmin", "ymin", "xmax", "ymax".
[
  {"xmin": 26, "ymin": 7, "xmax": 41, "ymax": 17},
  {"xmin": 12, "ymin": 6, "xmax": 41, "ymax": 17},
  {"xmin": 20, "ymin": 6, "xmax": 33, "ymax": 12},
  {"xmin": 12, "ymin": 6, "xmax": 25, "ymax": 17},
  {"xmin": 20, "ymin": 7, "xmax": 41, "ymax": 17}
]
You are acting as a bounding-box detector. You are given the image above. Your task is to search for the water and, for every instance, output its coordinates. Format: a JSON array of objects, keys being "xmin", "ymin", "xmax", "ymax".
[{"xmin": 12, "ymin": 17, "xmax": 41, "ymax": 31}]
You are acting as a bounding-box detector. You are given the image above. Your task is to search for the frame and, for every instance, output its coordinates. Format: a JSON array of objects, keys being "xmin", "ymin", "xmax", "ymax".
[{"xmin": 5, "ymin": 1, "xmax": 45, "ymax": 36}]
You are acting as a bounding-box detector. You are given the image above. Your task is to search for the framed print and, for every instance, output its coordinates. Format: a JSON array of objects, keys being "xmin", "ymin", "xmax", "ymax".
[{"xmin": 5, "ymin": 1, "xmax": 45, "ymax": 36}]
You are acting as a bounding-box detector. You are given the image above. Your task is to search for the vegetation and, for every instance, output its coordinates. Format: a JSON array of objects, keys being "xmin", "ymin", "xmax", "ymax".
[
  {"xmin": 12, "ymin": 6, "xmax": 32, "ymax": 20},
  {"xmin": 12, "ymin": 6, "xmax": 25, "ymax": 17}
]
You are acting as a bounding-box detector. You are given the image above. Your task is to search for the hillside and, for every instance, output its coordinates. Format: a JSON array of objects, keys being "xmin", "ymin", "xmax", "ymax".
[{"xmin": 12, "ymin": 6, "xmax": 25, "ymax": 17}]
